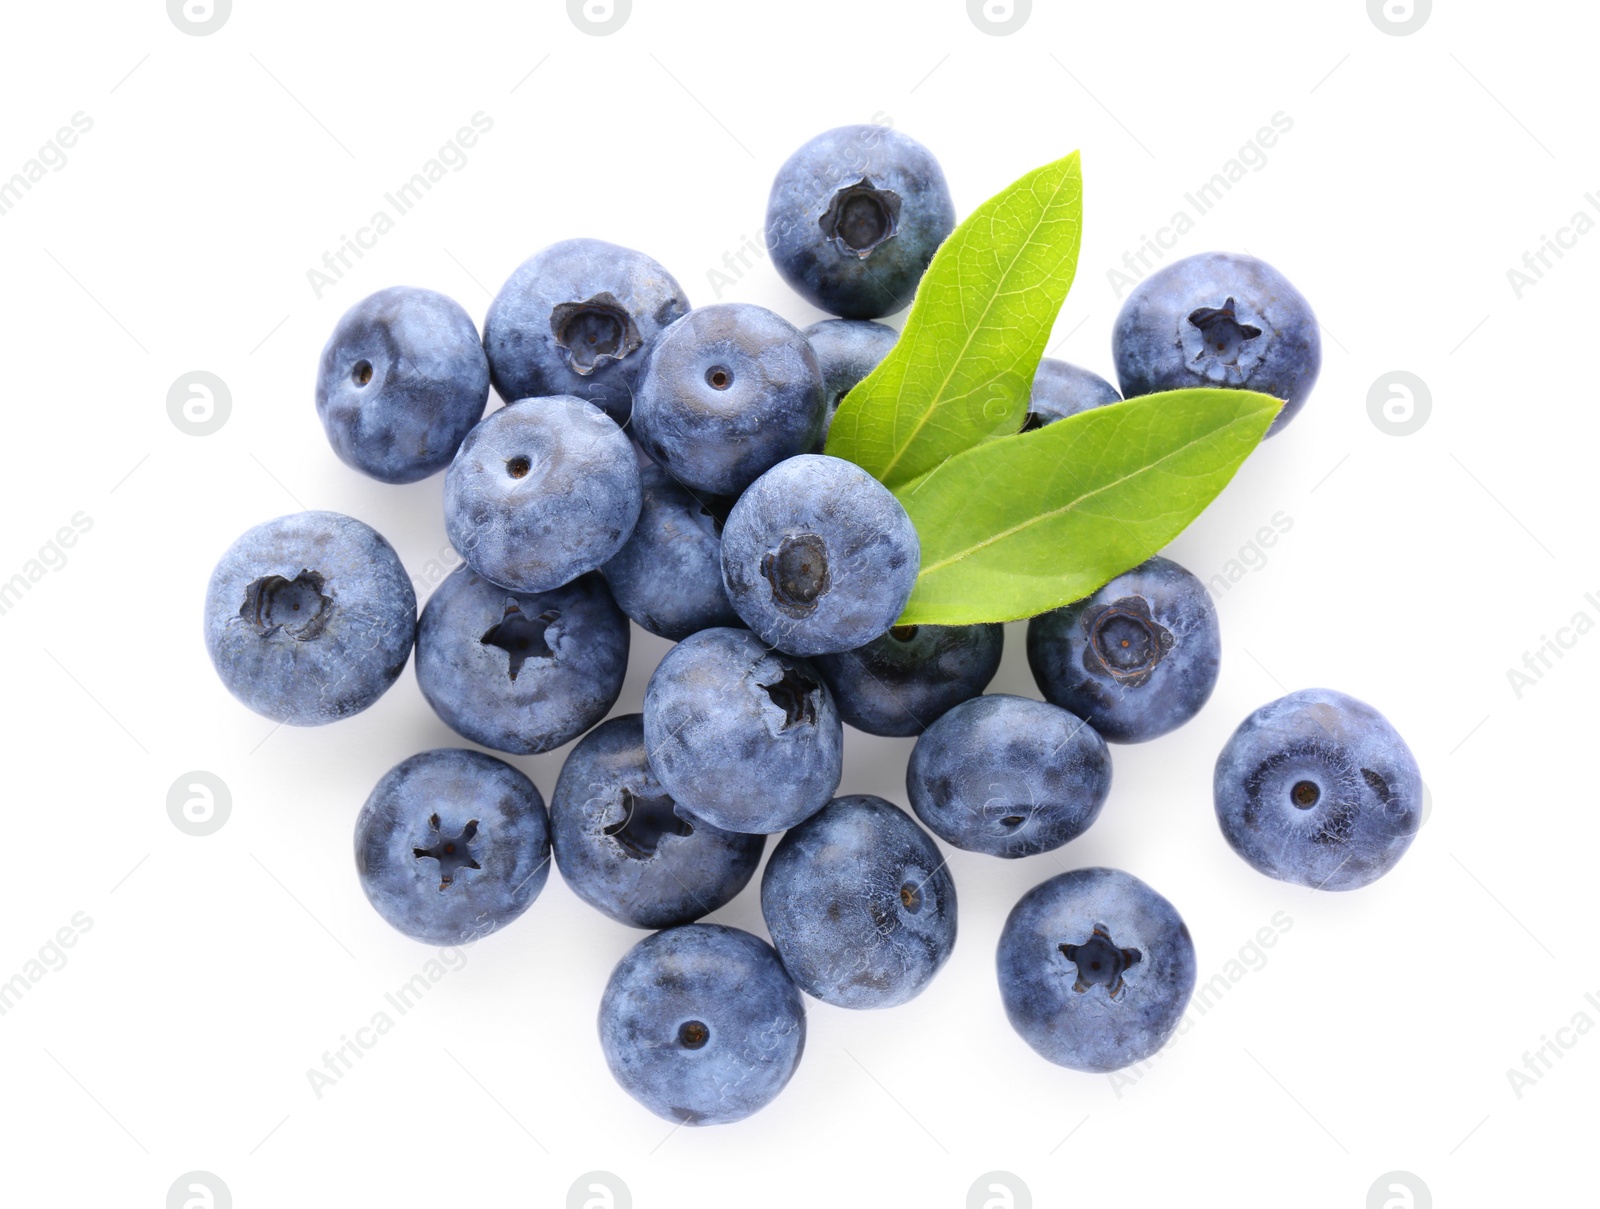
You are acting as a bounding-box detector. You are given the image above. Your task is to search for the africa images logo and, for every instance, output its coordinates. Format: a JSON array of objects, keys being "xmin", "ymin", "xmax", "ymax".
[
  {"xmin": 967, "ymin": 1171, "xmax": 1031, "ymax": 1209},
  {"xmin": 1367, "ymin": 0, "xmax": 1430, "ymax": 36},
  {"xmin": 168, "ymin": 772, "xmax": 232, "ymax": 837},
  {"xmin": 567, "ymin": 1171, "xmax": 631, "ymax": 1209},
  {"xmin": 1366, "ymin": 1170, "xmax": 1431, "ymax": 1209},
  {"xmin": 167, "ymin": 0, "xmax": 231, "ymax": 36},
  {"xmin": 568, "ymin": 0, "xmax": 631, "ymax": 36},
  {"xmin": 968, "ymin": 0, "xmax": 1031, "ymax": 36},
  {"xmin": 167, "ymin": 1171, "xmax": 232, "ymax": 1208},
  {"xmin": 168, "ymin": 372, "xmax": 232, "ymax": 436},
  {"xmin": 1367, "ymin": 371, "xmax": 1431, "ymax": 436}
]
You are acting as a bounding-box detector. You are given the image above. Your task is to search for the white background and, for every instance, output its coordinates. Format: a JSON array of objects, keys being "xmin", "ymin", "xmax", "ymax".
[{"xmin": 0, "ymin": 1, "xmax": 1590, "ymax": 1205}]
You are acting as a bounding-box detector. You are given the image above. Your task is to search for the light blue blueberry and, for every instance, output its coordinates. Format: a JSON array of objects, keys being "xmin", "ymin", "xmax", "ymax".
[
  {"xmin": 483, "ymin": 238, "xmax": 688, "ymax": 425},
  {"xmin": 1214, "ymin": 688, "xmax": 1422, "ymax": 890},
  {"xmin": 415, "ymin": 565, "xmax": 627, "ymax": 755},
  {"xmin": 766, "ymin": 126, "xmax": 955, "ymax": 318},
  {"xmin": 315, "ymin": 286, "xmax": 490, "ymax": 483},
  {"xmin": 642, "ymin": 627, "xmax": 842, "ymax": 834},
  {"xmin": 720, "ymin": 454, "xmax": 920, "ymax": 657},
  {"xmin": 443, "ymin": 395, "xmax": 641, "ymax": 593},
  {"xmin": 762, "ymin": 794, "xmax": 957, "ymax": 1009},
  {"xmin": 204, "ymin": 511, "xmax": 415, "ymax": 725},
  {"xmin": 355, "ymin": 748, "xmax": 551, "ymax": 945},
  {"xmin": 1112, "ymin": 252, "xmax": 1321, "ymax": 436},
  {"xmin": 631, "ymin": 303, "xmax": 825, "ymax": 495},
  {"xmin": 598, "ymin": 924, "xmax": 805, "ymax": 1125},
  {"xmin": 998, "ymin": 867, "xmax": 1197, "ymax": 1072}
]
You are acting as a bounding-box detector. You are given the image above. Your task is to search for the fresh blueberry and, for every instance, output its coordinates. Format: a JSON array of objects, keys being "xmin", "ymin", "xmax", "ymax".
[
  {"xmin": 801, "ymin": 318, "xmax": 898, "ymax": 450},
  {"xmin": 483, "ymin": 239, "xmax": 689, "ymax": 426},
  {"xmin": 314, "ymin": 287, "xmax": 490, "ymax": 484},
  {"xmin": 813, "ymin": 623, "xmax": 1002, "ymax": 737},
  {"xmin": 1214, "ymin": 688, "xmax": 1422, "ymax": 890},
  {"xmin": 631, "ymin": 304, "xmax": 826, "ymax": 495},
  {"xmin": 204, "ymin": 511, "xmax": 415, "ymax": 726},
  {"xmin": 906, "ymin": 694, "xmax": 1111, "ymax": 858},
  {"xmin": 415, "ymin": 565, "xmax": 627, "ymax": 755},
  {"xmin": 1021, "ymin": 358, "xmax": 1122, "ymax": 429},
  {"xmin": 720, "ymin": 454, "xmax": 920, "ymax": 656},
  {"xmin": 761, "ymin": 794, "xmax": 957, "ymax": 1009},
  {"xmin": 443, "ymin": 396, "xmax": 641, "ymax": 593},
  {"xmin": 355, "ymin": 748, "xmax": 551, "ymax": 945},
  {"xmin": 766, "ymin": 126, "xmax": 955, "ymax": 319},
  {"xmin": 997, "ymin": 867, "xmax": 1196, "ymax": 1072},
  {"xmin": 1112, "ymin": 252, "xmax": 1321, "ymax": 436},
  {"xmin": 550, "ymin": 714, "xmax": 764, "ymax": 929},
  {"xmin": 598, "ymin": 923, "xmax": 805, "ymax": 1126},
  {"xmin": 643, "ymin": 627, "xmax": 842, "ymax": 834},
  {"xmin": 1027, "ymin": 556, "xmax": 1220, "ymax": 743},
  {"xmin": 600, "ymin": 463, "xmax": 740, "ymax": 640}
]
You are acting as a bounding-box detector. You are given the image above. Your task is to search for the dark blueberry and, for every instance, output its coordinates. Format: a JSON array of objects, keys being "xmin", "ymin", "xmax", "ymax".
[
  {"xmin": 1028, "ymin": 556, "xmax": 1220, "ymax": 743},
  {"xmin": 813, "ymin": 623, "xmax": 1003, "ymax": 737},
  {"xmin": 801, "ymin": 318, "xmax": 899, "ymax": 450},
  {"xmin": 906, "ymin": 694, "xmax": 1111, "ymax": 858},
  {"xmin": 550, "ymin": 715, "xmax": 764, "ymax": 929},
  {"xmin": 600, "ymin": 462, "xmax": 740, "ymax": 640},
  {"xmin": 1020, "ymin": 359, "xmax": 1122, "ymax": 430}
]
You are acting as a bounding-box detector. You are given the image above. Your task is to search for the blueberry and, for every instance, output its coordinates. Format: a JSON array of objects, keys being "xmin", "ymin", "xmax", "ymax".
[
  {"xmin": 1214, "ymin": 688, "xmax": 1422, "ymax": 890},
  {"xmin": 600, "ymin": 463, "xmax": 740, "ymax": 641},
  {"xmin": 813, "ymin": 623, "xmax": 1002, "ymax": 737},
  {"xmin": 1027, "ymin": 556, "xmax": 1220, "ymax": 743},
  {"xmin": 766, "ymin": 126, "xmax": 955, "ymax": 319},
  {"xmin": 314, "ymin": 287, "xmax": 490, "ymax": 484},
  {"xmin": 1021, "ymin": 358, "xmax": 1122, "ymax": 430},
  {"xmin": 483, "ymin": 239, "xmax": 689, "ymax": 426},
  {"xmin": 720, "ymin": 454, "xmax": 920, "ymax": 656},
  {"xmin": 443, "ymin": 396, "xmax": 641, "ymax": 593},
  {"xmin": 550, "ymin": 715, "xmax": 764, "ymax": 929},
  {"xmin": 1112, "ymin": 252, "xmax": 1321, "ymax": 436},
  {"xmin": 355, "ymin": 748, "xmax": 551, "ymax": 945},
  {"xmin": 204, "ymin": 511, "xmax": 415, "ymax": 725},
  {"xmin": 906, "ymin": 694, "xmax": 1111, "ymax": 858},
  {"xmin": 415, "ymin": 565, "xmax": 627, "ymax": 755},
  {"xmin": 642, "ymin": 627, "xmax": 842, "ymax": 834},
  {"xmin": 761, "ymin": 794, "xmax": 957, "ymax": 1009},
  {"xmin": 631, "ymin": 304, "xmax": 826, "ymax": 495},
  {"xmin": 598, "ymin": 923, "xmax": 805, "ymax": 1125},
  {"xmin": 997, "ymin": 867, "xmax": 1196, "ymax": 1072},
  {"xmin": 801, "ymin": 318, "xmax": 898, "ymax": 450}
]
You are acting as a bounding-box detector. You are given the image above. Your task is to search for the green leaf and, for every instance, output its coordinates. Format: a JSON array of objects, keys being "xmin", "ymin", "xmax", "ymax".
[
  {"xmin": 824, "ymin": 152, "xmax": 1083, "ymax": 489},
  {"xmin": 892, "ymin": 389, "xmax": 1283, "ymax": 625}
]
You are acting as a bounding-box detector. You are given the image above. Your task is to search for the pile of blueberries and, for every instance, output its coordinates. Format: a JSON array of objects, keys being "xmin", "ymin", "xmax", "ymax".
[{"xmin": 204, "ymin": 126, "xmax": 1423, "ymax": 1127}]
